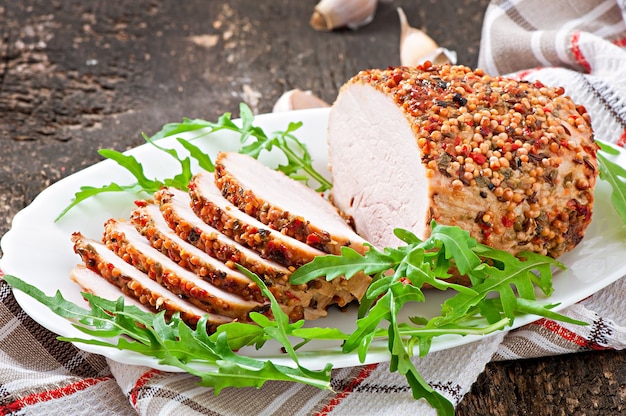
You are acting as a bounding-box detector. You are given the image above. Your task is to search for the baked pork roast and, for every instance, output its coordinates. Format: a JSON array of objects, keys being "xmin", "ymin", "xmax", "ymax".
[{"xmin": 328, "ymin": 63, "xmax": 598, "ymax": 259}]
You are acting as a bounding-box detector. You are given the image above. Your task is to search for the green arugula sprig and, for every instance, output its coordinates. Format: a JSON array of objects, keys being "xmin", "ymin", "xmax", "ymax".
[
  {"xmin": 3, "ymin": 270, "xmax": 335, "ymax": 392},
  {"xmin": 151, "ymin": 103, "xmax": 331, "ymax": 191},
  {"xmin": 56, "ymin": 103, "xmax": 331, "ymax": 221},
  {"xmin": 289, "ymin": 222, "xmax": 586, "ymax": 413}
]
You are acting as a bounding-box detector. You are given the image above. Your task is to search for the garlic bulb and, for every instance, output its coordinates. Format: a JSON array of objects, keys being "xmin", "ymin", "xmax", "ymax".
[
  {"xmin": 397, "ymin": 7, "xmax": 457, "ymax": 66},
  {"xmin": 310, "ymin": 0, "xmax": 377, "ymax": 31},
  {"xmin": 272, "ymin": 89, "xmax": 330, "ymax": 113}
]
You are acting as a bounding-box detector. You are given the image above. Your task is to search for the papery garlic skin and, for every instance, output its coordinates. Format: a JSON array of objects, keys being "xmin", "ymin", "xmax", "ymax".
[
  {"xmin": 310, "ymin": 0, "xmax": 377, "ymax": 31},
  {"xmin": 418, "ymin": 47, "xmax": 458, "ymax": 66},
  {"xmin": 272, "ymin": 89, "xmax": 330, "ymax": 113},
  {"xmin": 397, "ymin": 7, "xmax": 457, "ymax": 66}
]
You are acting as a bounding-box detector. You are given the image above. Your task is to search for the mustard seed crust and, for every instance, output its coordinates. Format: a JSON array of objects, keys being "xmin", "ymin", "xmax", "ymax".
[
  {"xmin": 154, "ymin": 188, "xmax": 294, "ymax": 286},
  {"xmin": 188, "ymin": 178, "xmax": 321, "ymax": 268},
  {"xmin": 130, "ymin": 204, "xmax": 267, "ymax": 304},
  {"xmin": 102, "ymin": 218, "xmax": 267, "ymax": 320},
  {"xmin": 187, "ymin": 177, "xmax": 371, "ymax": 319},
  {"xmin": 71, "ymin": 233, "xmax": 228, "ymax": 331},
  {"xmin": 348, "ymin": 63, "xmax": 598, "ymax": 258},
  {"xmin": 154, "ymin": 188, "xmax": 323, "ymax": 321}
]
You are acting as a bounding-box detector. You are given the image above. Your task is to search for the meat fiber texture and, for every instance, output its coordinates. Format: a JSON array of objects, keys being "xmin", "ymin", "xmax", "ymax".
[
  {"xmin": 214, "ymin": 152, "xmax": 369, "ymax": 256},
  {"xmin": 328, "ymin": 63, "xmax": 598, "ymax": 259}
]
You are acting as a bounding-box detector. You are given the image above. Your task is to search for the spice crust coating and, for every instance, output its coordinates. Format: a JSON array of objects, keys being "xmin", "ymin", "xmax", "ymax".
[{"xmin": 343, "ymin": 63, "xmax": 598, "ymax": 258}]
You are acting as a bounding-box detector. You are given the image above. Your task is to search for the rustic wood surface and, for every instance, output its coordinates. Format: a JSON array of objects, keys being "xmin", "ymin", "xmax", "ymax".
[{"xmin": 1, "ymin": 1, "xmax": 625, "ymax": 414}]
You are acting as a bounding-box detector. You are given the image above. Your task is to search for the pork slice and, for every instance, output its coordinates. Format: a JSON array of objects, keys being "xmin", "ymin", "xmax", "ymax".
[
  {"xmin": 71, "ymin": 234, "xmax": 232, "ymax": 330},
  {"xmin": 71, "ymin": 265, "xmax": 148, "ymax": 309},
  {"xmin": 154, "ymin": 187, "xmax": 363, "ymax": 321},
  {"xmin": 130, "ymin": 203, "xmax": 266, "ymax": 304},
  {"xmin": 102, "ymin": 218, "xmax": 267, "ymax": 320},
  {"xmin": 188, "ymin": 172, "xmax": 325, "ymax": 268},
  {"xmin": 328, "ymin": 64, "xmax": 597, "ymax": 259},
  {"xmin": 154, "ymin": 188, "xmax": 292, "ymax": 285},
  {"xmin": 214, "ymin": 151, "xmax": 368, "ymax": 255}
]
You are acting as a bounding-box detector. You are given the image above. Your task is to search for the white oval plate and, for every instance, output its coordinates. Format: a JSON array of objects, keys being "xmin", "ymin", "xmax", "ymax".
[{"xmin": 1, "ymin": 108, "xmax": 626, "ymax": 372}]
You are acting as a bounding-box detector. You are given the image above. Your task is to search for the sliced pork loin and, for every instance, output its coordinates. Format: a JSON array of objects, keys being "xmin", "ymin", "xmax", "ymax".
[
  {"xmin": 328, "ymin": 63, "xmax": 598, "ymax": 259},
  {"xmin": 188, "ymin": 172, "xmax": 326, "ymax": 268},
  {"xmin": 130, "ymin": 202, "xmax": 266, "ymax": 304},
  {"xmin": 70, "ymin": 265, "xmax": 230, "ymax": 330},
  {"xmin": 102, "ymin": 218, "xmax": 267, "ymax": 320},
  {"xmin": 71, "ymin": 234, "xmax": 232, "ymax": 330},
  {"xmin": 154, "ymin": 188, "xmax": 292, "ymax": 284},
  {"xmin": 187, "ymin": 174, "xmax": 371, "ymax": 317},
  {"xmin": 214, "ymin": 151, "xmax": 368, "ymax": 255},
  {"xmin": 154, "ymin": 188, "xmax": 323, "ymax": 320}
]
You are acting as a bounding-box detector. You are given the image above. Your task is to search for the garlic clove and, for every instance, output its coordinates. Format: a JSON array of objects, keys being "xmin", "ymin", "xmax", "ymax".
[
  {"xmin": 397, "ymin": 7, "xmax": 456, "ymax": 66},
  {"xmin": 272, "ymin": 89, "xmax": 330, "ymax": 113},
  {"xmin": 310, "ymin": 0, "xmax": 377, "ymax": 31}
]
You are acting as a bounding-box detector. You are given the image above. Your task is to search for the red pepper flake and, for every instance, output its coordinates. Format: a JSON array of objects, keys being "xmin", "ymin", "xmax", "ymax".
[
  {"xmin": 134, "ymin": 200, "xmax": 148, "ymax": 207},
  {"xmin": 501, "ymin": 216, "xmax": 515, "ymax": 227},
  {"xmin": 306, "ymin": 233, "xmax": 322, "ymax": 245},
  {"xmin": 266, "ymin": 240, "xmax": 293, "ymax": 264},
  {"xmin": 470, "ymin": 153, "xmax": 487, "ymax": 165},
  {"xmin": 543, "ymin": 107, "xmax": 552, "ymax": 113}
]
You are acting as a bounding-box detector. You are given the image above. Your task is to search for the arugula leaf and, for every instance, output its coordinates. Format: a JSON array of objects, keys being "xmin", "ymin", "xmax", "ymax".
[
  {"xmin": 97, "ymin": 149, "xmax": 165, "ymax": 192},
  {"xmin": 596, "ymin": 140, "xmax": 626, "ymax": 224},
  {"xmin": 387, "ymin": 292, "xmax": 455, "ymax": 414},
  {"xmin": 55, "ymin": 183, "xmax": 136, "ymax": 221}
]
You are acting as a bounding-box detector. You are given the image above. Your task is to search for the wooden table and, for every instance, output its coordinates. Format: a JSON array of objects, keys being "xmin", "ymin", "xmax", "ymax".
[{"xmin": 1, "ymin": 1, "xmax": 625, "ymax": 414}]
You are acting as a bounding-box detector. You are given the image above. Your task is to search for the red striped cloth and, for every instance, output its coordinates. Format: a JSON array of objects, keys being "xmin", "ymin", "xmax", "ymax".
[{"xmin": 2, "ymin": 0, "xmax": 626, "ymax": 414}]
